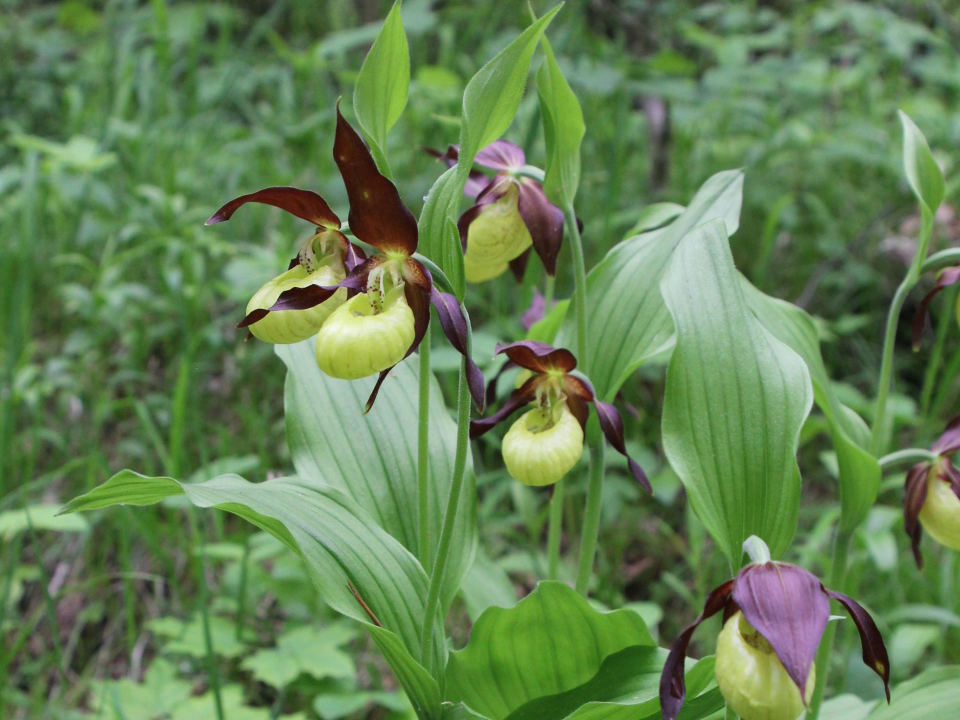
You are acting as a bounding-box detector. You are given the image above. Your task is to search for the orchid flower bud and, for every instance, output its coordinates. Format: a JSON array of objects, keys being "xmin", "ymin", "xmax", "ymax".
[
  {"xmin": 245, "ymin": 263, "xmax": 347, "ymax": 344},
  {"xmin": 918, "ymin": 465, "xmax": 960, "ymax": 552},
  {"xmin": 501, "ymin": 403, "xmax": 584, "ymax": 487},
  {"xmin": 463, "ymin": 183, "xmax": 533, "ymax": 283},
  {"xmin": 715, "ymin": 612, "xmax": 815, "ymax": 720},
  {"xmin": 314, "ymin": 285, "xmax": 415, "ymax": 380}
]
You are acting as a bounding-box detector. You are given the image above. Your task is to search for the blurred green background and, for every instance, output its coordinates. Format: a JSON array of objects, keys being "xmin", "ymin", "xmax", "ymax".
[{"xmin": 3, "ymin": 1, "xmax": 960, "ymax": 718}]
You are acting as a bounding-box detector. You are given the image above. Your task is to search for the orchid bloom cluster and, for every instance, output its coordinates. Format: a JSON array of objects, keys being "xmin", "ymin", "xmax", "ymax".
[
  {"xmin": 660, "ymin": 537, "xmax": 890, "ymax": 720},
  {"xmin": 470, "ymin": 341, "xmax": 650, "ymax": 491},
  {"xmin": 207, "ymin": 106, "xmax": 484, "ymax": 411},
  {"xmin": 429, "ymin": 140, "xmax": 564, "ymax": 283},
  {"xmin": 903, "ymin": 415, "xmax": 960, "ymax": 567}
]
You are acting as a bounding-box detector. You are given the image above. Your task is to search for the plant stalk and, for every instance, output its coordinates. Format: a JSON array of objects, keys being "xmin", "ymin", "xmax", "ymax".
[
  {"xmin": 805, "ymin": 529, "xmax": 852, "ymax": 720},
  {"xmin": 187, "ymin": 507, "xmax": 224, "ymax": 720},
  {"xmin": 418, "ymin": 326, "xmax": 432, "ymax": 568},
  {"xmin": 547, "ymin": 478, "xmax": 565, "ymax": 580},
  {"xmin": 871, "ymin": 209, "xmax": 934, "ymax": 455},
  {"xmin": 419, "ymin": 353, "xmax": 471, "ymax": 673}
]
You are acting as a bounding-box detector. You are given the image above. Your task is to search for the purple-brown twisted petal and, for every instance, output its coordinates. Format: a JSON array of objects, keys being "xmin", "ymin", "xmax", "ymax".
[
  {"xmin": 469, "ymin": 376, "xmax": 540, "ymax": 439},
  {"xmin": 334, "ymin": 105, "xmax": 418, "ymax": 256},
  {"xmin": 456, "ymin": 179, "xmax": 503, "ymax": 250},
  {"xmin": 932, "ymin": 414, "xmax": 960, "ymax": 456},
  {"xmin": 484, "ymin": 360, "xmax": 516, "ymax": 409},
  {"xmin": 520, "ymin": 288, "xmax": 548, "ymax": 330},
  {"xmin": 912, "ymin": 266, "xmax": 960, "ymax": 350},
  {"xmin": 494, "ymin": 340, "xmax": 577, "ymax": 374},
  {"xmin": 517, "ymin": 179, "xmax": 564, "ymax": 277},
  {"xmin": 237, "ymin": 255, "xmax": 383, "ymax": 329},
  {"xmin": 732, "ymin": 562, "xmax": 830, "ymax": 699},
  {"xmin": 430, "ymin": 287, "xmax": 485, "ymax": 410},
  {"xmin": 903, "ymin": 462, "xmax": 931, "ymax": 568},
  {"xmin": 424, "ymin": 145, "xmax": 491, "ymax": 198},
  {"xmin": 659, "ymin": 580, "xmax": 735, "ymax": 720},
  {"xmin": 821, "ymin": 587, "xmax": 891, "ymax": 701},
  {"xmin": 509, "ymin": 248, "xmax": 532, "ymax": 282},
  {"xmin": 206, "ymin": 186, "xmax": 341, "ymax": 228},
  {"xmin": 473, "ymin": 140, "xmax": 525, "ymax": 172}
]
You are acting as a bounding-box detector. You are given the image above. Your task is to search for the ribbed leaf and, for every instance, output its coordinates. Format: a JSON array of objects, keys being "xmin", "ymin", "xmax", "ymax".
[
  {"xmin": 536, "ymin": 34, "xmax": 584, "ymax": 208},
  {"xmin": 61, "ymin": 472, "xmax": 443, "ymax": 719},
  {"xmin": 278, "ymin": 342, "xmax": 477, "ymax": 614},
  {"xmin": 867, "ymin": 666, "xmax": 960, "ymax": 720},
  {"xmin": 445, "ymin": 581, "xmax": 654, "ymax": 720},
  {"xmin": 567, "ymin": 169, "xmax": 743, "ymax": 401},
  {"xmin": 418, "ymin": 8, "xmax": 560, "ymax": 298},
  {"xmin": 741, "ymin": 277, "xmax": 881, "ymax": 531},
  {"xmin": 660, "ymin": 220, "xmax": 813, "ymax": 566},
  {"xmin": 898, "ymin": 111, "xmax": 944, "ymax": 214},
  {"xmin": 353, "ymin": 0, "xmax": 409, "ymax": 173}
]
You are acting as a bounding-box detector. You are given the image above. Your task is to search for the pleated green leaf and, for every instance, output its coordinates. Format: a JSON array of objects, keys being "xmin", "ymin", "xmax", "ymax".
[
  {"xmin": 898, "ymin": 111, "xmax": 944, "ymax": 214},
  {"xmin": 536, "ymin": 34, "xmax": 584, "ymax": 207},
  {"xmin": 660, "ymin": 220, "xmax": 813, "ymax": 566},
  {"xmin": 278, "ymin": 342, "xmax": 477, "ymax": 615},
  {"xmin": 353, "ymin": 0, "xmax": 409, "ymax": 174},
  {"xmin": 418, "ymin": 7, "xmax": 560, "ymax": 298},
  {"xmin": 444, "ymin": 581, "xmax": 654, "ymax": 720},
  {"xmin": 60, "ymin": 471, "xmax": 443, "ymax": 720},
  {"xmin": 741, "ymin": 276, "xmax": 881, "ymax": 531},
  {"xmin": 567, "ymin": 169, "xmax": 743, "ymax": 401},
  {"xmin": 867, "ymin": 666, "xmax": 960, "ymax": 720}
]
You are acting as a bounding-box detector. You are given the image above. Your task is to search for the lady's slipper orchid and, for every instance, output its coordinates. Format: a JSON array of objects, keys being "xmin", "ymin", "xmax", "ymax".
[
  {"xmin": 470, "ymin": 341, "xmax": 650, "ymax": 490},
  {"xmin": 912, "ymin": 263, "xmax": 960, "ymax": 349},
  {"xmin": 429, "ymin": 141, "xmax": 564, "ymax": 283},
  {"xmin": 903, "ymin": 415, "xmax": 960, "ymax": 567},
  {"xmin": 659, "ymin": 542, "xmax": 890, "ymax": 720},
  {"xmin": 207, "ymin": 106, "xmax": 484, "ymax": 411}
]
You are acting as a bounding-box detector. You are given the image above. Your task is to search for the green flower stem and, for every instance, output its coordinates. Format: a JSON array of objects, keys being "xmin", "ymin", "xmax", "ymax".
[
  {"xmin": 236, "ymin": 534, "xmax": 250, "ymax": 641},
  {"xmin": 419, "ymin": 347, "xmax": 472, "ymax": 673},
  {"xmin": 575, "ymin": 436, "xmax": 606, "ymax": 595},
  {"xmin": 547, "ymin": 478, "xmax": 565, "ymax": 580},
  {"xmin": 879, "ymin": 447, "xmax": 939, "ymax": 469},
  {"xmin": 871, "ymin": 209, "xmax": 934, "ymax": 455},
  {"xmin": 187, "ymin": 506, "xmax": 225, "ymax": 720},
  {"xmin": 418, "ymin": 326, "xmax": 432, "ymax": 569},
  {"xmin": 805, "ymin": 529, "xmax": 852, "ymax": 720}
]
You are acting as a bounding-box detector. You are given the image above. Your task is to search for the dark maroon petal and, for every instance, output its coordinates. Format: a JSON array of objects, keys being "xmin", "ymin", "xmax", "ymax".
[
  {"xmin": 333, "ymin": 105, "xmax": 418, "ymax": 255},
  {"xmin": 423, "ymin": 145, "xmax": 459, "ymax": 167},
  {"xmin": 903, "ymin": 463, "xmax": 931, "ymax": 569},
  {"xmin": 404, "ymin": 282, "xmax": 431, "ymax": 357},
  {"xmin": 517, "ymin": 179, "xmax": 565, "ymax": 277},
  {"xmin": 237, "ymin": 256, "xmax": 381, "ymax": 328},
  {"xmin": 821, "ymin": 587, "xmax": 891, "ymax": 701},
  {"xmin": 592, "ymin": 398, "xmax": 651, "ymax": 493},
  {"xmin": 430, "ymin": 287, "xmax": 485, "ymax": 410},
  {"xmin": 206, "ymin": 187, "xmax": 340, "ymax": 228},
  {"xmin": 484, "ymin": 360, "xmax": 516, "ymax": 409},
  {"xmin": 565, "ymin": 396, "xmax": 590, "ymax": 430},
  {"xmin": 469, "ymin": 377, "xmax": 540, "ymax": 439},
  {"xmin": 562, "ymin": 375, "xmax": 595, "ymax": 402},
  {"xmin": 932, "ymin": 414, "xmax": 960, "ymax": 456},
  {"xmin": 494, "ymin": 340, "xmax": 577, "ymax": 374},
  {"xmin": 474, "ymin": 140, "xmax": 526, "ymax": 171},
  {"xmin": 509, "ymin": 248, "xmax": 532, "ymax": 282},
  {"xmin": 659, "ymin": 580, "xmax": 735, "ymax": 720},
  {"xmin": 424, "ymin": 145, "xmax": 491, "ymax": 198},
  {"xmin": 732, "ymin": 563, "xmax": 829, "ymax": 698},
  {"xmin": 457, "ymin": 182, "xmax": 504, "ymax": 251},
  {"xmin": 364, "ymin": 367, "xmax": 394, "ymax": 415},
  {"xmin": 520, "ymin": 289, "xmax": 548, "ymax": 331},
  {"xmin": 912, "ymin": 266, "xmax": 960, "ymax": 350}
]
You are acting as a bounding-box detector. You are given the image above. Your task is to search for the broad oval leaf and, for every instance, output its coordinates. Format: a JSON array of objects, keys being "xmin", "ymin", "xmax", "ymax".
[
  {"xmin": 277, "ymin": 341, "xmax": 477, "ymax": 615},
  {"xmin": 419, "ymin": 8, "xmax": 560, "ymax": 296},
  {"xmin": 867, "ymin": 666, "xmax": 960, "ymax": 720},
  {"xmin": 445, "ymin": 581, "xmax": 654, "ymax": 720},
  {"xmin": 60, "ymin": 471, "xmax": 444, "ymax": 719},
  {"xmin": 660, "ymin": 220, "xmax": 813, "ymax": 566},
  {"xmin": 536, "ymin": 34, "xmax": 584, "ymax": 208},
  {"xmin": 741, "ymin": 276, "xmax": 881, "ymax": 532},
  {"xmin": 566, "ymin": 169, "xmax": 743, "ymax": 401},
  {"xmin": 353, "ymin": 0, "xmax": 409, "ymax": 173},
  {"xmin": 898, "ymin": 110, "xmax": 944, "ymax": 214}
]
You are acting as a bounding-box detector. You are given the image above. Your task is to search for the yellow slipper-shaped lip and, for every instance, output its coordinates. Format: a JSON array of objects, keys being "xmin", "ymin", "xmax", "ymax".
[
  {"xmin": 501, "ymin": 405, "xmax": 583, "ymax": 487},
  {"xmin": 246, "ymin": 264, "xmax": 346, "ymax": 344}
]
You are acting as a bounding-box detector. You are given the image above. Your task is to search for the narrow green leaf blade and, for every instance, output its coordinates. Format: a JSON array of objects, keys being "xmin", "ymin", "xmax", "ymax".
[
  {"xmin": 353, "ymin": 0, "xmax": 409, "ymax": 168},
  {"xmin": 741, "ymin": 276, "xmax": 881, "ymax": 531},
  {"xmin": 536, "ymin": 34, "xmax": 584, "ymax": 207},
  {"xmin": 445, "ymin": 581, "xmax": 654, "ymax": 720},
  {"xmin": 898, "ymin": 110, "xmax": 944, "ymax": 213},
  {"xmin": 62, "ymin": 471, "xmax": 443, "ymax": 720},
  {"xmin": 278, "ymin": 342, "xmax": 477, "ymax": 615},
  {"xmin": 660, "ymin": 220, "xmax": 813, "ymax": 566},
  {"xmin": 565, "ymin": 169, "xmax": 743, "ymax": 400},
  {"xmin": 418, "ymin": 167, "xmax": 467, "ymax": 297},
  {"xmin": 867, "ymin": 666, "xmax": 960, "ymax": 720}
]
